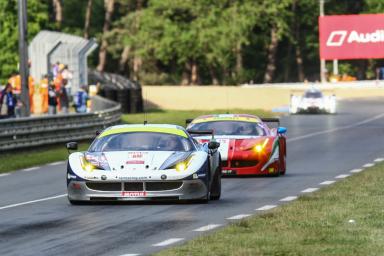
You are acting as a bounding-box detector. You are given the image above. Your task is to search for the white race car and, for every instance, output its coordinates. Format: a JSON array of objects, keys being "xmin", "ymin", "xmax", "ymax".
[
  {"xmin": 289, "ymin": 89, "xmax": 336, "ymax": 114},
  {"xmin": 66, "ymin": 124, "xmax": 222, "ymax": 204}
]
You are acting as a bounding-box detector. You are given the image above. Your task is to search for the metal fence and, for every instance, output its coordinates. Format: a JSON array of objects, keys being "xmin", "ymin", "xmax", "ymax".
[
  {"xmin": 29, "ymin": 30, "xmax": 98, "ymax": 95},
  {"xmin": 0, "ymin": 96, "xmax": 121, "ymax": 151}
]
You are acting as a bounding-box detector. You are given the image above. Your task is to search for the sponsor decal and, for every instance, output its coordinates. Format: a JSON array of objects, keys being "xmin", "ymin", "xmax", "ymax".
[
  {"xmin": 121, "ymin": 191, "xmax": 147, "ymax": 197},
  {"xmin": 67, "ymin": 173, "xmax": 77, "ymax": 180},
  {"xmin": 222, "ymin": 169, "xmax": 236, "ymax": 174},
  {"xmin": 84, "ymin": 176, "xmax": 99, "ymax": 180},
  {"xmin": 128, "ymin": 152, "xmax": 146, "ymax": 159},
  {"xmin": 326, "ymin": 30, "xmax": 384, "ymax": 47},
  {"xmin": 126, "ymin": 160, "xmax": 145, "ymax": 164},
  {"xmin": 118, "ymin": 176, "xmax": 149, "ymax": 180},
  {"xmin": 319, "ymin": 14, "xmax": 384, "ymax": 60}
]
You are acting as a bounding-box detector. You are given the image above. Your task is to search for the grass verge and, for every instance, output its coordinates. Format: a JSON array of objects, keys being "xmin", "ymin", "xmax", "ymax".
[
  {"xmin": 1, "ymin": 109, "xmax": 271, "ymax": 173},
  {"xmin": 0, "ymin": 142, "xmax": 89, "ymax": 174},
  {"xmin": 157, "ymin": 164, "xmax": 384, "ymax": 256}
]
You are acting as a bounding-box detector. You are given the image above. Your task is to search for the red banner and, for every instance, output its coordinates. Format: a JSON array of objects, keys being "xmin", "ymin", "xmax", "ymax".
[{"xmin": 319, "ymin": 14, "xmax": 384, "ymax": 60}]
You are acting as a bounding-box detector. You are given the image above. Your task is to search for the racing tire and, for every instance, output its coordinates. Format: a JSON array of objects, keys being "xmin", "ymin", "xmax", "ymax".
[
  {"xmin": 210, "ymin": 168, "xmax": 221, "ymax": 200},
  {"xmin": 68, "ymin": 198, "xmax": 88, "ymax": 205}
]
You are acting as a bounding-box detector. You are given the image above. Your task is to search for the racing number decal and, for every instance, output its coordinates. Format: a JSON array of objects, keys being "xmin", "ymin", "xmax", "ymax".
[{"xmin": 121, "ymin": 191, "xmax": 147, "ymax": 197}]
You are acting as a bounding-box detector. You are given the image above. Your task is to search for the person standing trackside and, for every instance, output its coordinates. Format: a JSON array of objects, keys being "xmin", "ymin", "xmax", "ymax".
[
  {"xmin": 48, "ymin": 82, "xmax": 58, "ymax": 115},
  {"xmin": 0, "ymin": 83, "xmax": 17, "ymax": 118},
  {"xmin": 58, "ymin": 79, "xmax": 69, "ymax": 114},
  {"xmin": 75, "ymin": 86, "xmax": 89, "ymax": 113}
]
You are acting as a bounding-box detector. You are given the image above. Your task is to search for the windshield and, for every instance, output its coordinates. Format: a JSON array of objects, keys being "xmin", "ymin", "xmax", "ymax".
[
  {"xmin": 189, "ymin": 121, "xmax": 266, "ymax": 136},
  {"xmin": 89, "ymin": 132, "xmax": 194, "ymax": 152},
  {"xmin": 304, "ymin": 91, "xmax": 323, "ymax": 98}
]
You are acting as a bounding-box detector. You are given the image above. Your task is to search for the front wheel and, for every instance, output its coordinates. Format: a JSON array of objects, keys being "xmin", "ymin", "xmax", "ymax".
[{"xmin": 210, "ymin": 168, "xmax": 221, "ymax": 200}]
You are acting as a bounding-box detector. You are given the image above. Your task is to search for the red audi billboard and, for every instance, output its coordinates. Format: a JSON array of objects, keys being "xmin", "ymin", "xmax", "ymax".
[{"xmin": 319, "ymin": 14, "xmax": 384, "ymax": 60}]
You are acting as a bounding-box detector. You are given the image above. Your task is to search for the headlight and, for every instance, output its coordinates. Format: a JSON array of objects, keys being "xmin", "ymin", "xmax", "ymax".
[
  {"xmin": 80, "ymin": 153, "xmax": 111, "ymax": 171},
  {"xmin": 252, "ymin": 138, "xmax": 269, "ymax": 153},
  {"xmin": 175, "ymin": 162, "xmax": 187, "ymax": 172}
]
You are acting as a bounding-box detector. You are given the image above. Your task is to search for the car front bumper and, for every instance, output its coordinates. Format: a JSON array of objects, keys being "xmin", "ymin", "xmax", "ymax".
[{"xmin": 67, "ymin": 179, "xmax": 208, "ymax": 202}]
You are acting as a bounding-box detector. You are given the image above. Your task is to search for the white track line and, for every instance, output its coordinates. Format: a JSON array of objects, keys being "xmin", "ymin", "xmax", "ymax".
[
  {"xmin": 335, "ymin": 174, "xmax": 350, "ymax": 179},
  {"xmin": 374, "ymin": 158, "xmax": 384, "ymax": 162},
  {"xmin": 320, "ymin": 180, "xmax": 336, "ymax": 185},
  {"xmin": 227, "ymin": 214, "xmax": 252, "ymax": 220},
  {"xmin": 22, "ymin": 167, "xmax": 39, "ymax": 172},
  {"xmin": 48, "ymin": 161, "xmax": 64, "ymax": 166},
  {"xmin": 193, "ymin": 224, "xmax": 222, "ymax": 232},
  {"xmin": 0, "ymin": 173, "xmax": 10, "ymax": 178},
  {"xmin": 301, "ymin": 188, "xmax": 318, "ymax": 193},
  {"xmin": 0, "ymin": 194, "xmax": 67, "ymax": 210},
  {"xmin": 363, "ymin": 163, "xmax": 374, "ymax": 168},
  {"xmin": 287, "ymin": 112, "xmax": 384, "ymax": 143},
  {"xmin": 152, "ymin": 238, "xmax": 184, "ymax": 247},
  {"xmin": 255, "ymin": 205, "xmax": 277, "ymax": 211},
  {"xmin": 350, "ymin": 169, "xmax": 363, "ymax": 173},
  {"xmin": 279, "ymin": 196, "xmax": 297, "ymax": 202}
]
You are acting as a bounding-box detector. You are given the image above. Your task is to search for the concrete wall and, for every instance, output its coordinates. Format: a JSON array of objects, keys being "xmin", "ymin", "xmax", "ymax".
[{"xmin": 143, "ymin": 83, "xmax": 384, "ymax": 110}]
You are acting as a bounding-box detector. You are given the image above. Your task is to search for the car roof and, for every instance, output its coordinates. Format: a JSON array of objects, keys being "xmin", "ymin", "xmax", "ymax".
[
  {"xmin": 99, "ymin": 124, "xmax": 188, "ymax": 138},
  {"xmin": 191, "ymin": 114, "xmax": 261, "ymax": 124}
]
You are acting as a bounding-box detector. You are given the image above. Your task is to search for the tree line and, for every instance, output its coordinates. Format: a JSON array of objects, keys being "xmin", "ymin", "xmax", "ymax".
[{"xmin": 0, "ymin": 0, "xmax": 383, "ymax": 85}]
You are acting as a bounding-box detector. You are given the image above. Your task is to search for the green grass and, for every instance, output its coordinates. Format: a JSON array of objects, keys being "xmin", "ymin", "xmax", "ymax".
[
  {"xmin": 1, "ymin": 109, "xmax": 271, "ymax": 173},
  {"xmin": 0, "ymin": 142, "xmax": 90, "ymax": 174},
  {"xmin": 157, "ymin": 164, "xmax": 384, "ymax": 256},
  {"xmin": 121, "ymin": 109, "xmax": 272, "ymax": 126}
]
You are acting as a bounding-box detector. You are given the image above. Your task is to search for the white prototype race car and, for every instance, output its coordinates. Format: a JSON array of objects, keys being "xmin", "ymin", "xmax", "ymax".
[
  {"xmin": 66, "ymin": 124, "xmax": 222, "ymax": 204},
  {"xmin": 289, "ymin": 89, "xmax": 336, "ymax": 114}
]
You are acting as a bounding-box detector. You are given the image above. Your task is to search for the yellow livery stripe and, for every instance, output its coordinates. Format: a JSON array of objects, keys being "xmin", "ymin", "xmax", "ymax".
[
  {"xmin": 99, "ymin": 127, "xmax": 188, "ymax": 138},
  {"xmin": 192, "ymin": 116, "xmax": 260, "ymax": 124}
]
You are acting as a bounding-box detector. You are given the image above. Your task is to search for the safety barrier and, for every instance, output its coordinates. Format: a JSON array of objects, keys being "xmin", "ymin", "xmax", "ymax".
[{"xmin": 0, "ymin": 96, "xmax": 121, "ymax": 151}]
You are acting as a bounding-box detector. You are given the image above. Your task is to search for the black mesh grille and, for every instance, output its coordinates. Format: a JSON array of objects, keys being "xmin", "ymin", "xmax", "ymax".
[
  {"xmin": 221, "ymin": 161, "xmax": 229, "ymax": 167},
  {"xmin": 124, "ymin": 182, "xmax": 144, "ymax": 191},
  {"xmin": 232, "ymin": 160, "xmax": 258, "ymax": 168},
  {"xmin": 86, "ymin": 182, "xmax": 121, "ymax": 191},
  {"xmin": 145, "ymin": 182, "xmax": 183, "ymax": 191}
]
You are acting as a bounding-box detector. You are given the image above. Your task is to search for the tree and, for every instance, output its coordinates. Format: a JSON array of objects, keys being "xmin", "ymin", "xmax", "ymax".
[
  {"xmin": 84, "ymin": 0, "xmax": 93, "ymax": 39},
  {"xmin": 52, "ymin": 0, "xmax": 63, "ymax": 30},
  {"xmin": 0, "ymin": 0, "xmax": 48, "ymax": 83},
  {"xmin": 97, "ymin": 0, "xmax": 115, "ymax": 72}
]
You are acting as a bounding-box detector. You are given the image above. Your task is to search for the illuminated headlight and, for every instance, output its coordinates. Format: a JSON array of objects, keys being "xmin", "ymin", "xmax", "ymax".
[
  {"xmin": 175, "ymin": 162, "xmax": 187, "ymax": 172},
  {"xmin": 80, "ymin": 153, "xmax": 111, "ymax": 171},
  {"xmin": 254, "ymin": 145, "xmax": 263, "ymax": 153},
  {"xmin": 252, "ymin": 138, "xmax": 269, "ymax": 153}
]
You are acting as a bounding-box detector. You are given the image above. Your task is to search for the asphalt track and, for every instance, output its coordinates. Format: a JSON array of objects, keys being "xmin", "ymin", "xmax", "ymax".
[{"xmin": 1, "ymin": 98, "xmax": 384, "ymax": 256}]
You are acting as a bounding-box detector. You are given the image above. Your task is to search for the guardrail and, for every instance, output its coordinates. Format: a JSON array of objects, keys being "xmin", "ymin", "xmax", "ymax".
[{"xmin": 0, "ymin": 95, "xmax": 121, "ymax": 151}]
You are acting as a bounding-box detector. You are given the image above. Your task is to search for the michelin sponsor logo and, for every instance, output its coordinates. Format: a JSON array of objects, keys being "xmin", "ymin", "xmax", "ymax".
[{"xmin": 326, "ymin": 30, "xmax": 384, "ymax": 46}]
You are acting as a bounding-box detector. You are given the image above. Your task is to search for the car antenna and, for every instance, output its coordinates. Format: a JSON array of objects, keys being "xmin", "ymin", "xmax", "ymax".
[
  {"xmin": 143, "ymin": 89, "xmax": 148, "ymax": 125},
  {"xmin": 226, "ymin": 85, "xmax": 229, "ymax": 114}
]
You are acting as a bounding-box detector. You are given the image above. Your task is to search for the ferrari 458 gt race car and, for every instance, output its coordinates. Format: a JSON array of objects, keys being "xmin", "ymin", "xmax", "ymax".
[
  {"xmin": 66, "ymin": 124, "xmax": 222, "ymax": 204},
  {"xmin": 289, "ymin": 88, "xmax": 336, "ymax": 114},
  {"xmin": 186, "ymin": 114, "xmax": 287, "ymax": 176}
]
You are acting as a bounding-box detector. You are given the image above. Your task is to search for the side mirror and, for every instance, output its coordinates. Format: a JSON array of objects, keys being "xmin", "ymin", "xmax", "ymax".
[
  {"xmin": 185, "ymin": 118, "xmax": 193, "ymax": 126},
  {"xmin": 208, "ymin": 141, "xmax": 220, "ymax": 150},
  {"xmin": 96, "ymin": 130, "xmax": 101, "ymax": 136},
  {"xmin": 277, "ymin": 127, "xmax": 287, "ymax": 135},
  {"xmin": 66, "ymin": 142, "xmax": 78, "ymax": 151}
]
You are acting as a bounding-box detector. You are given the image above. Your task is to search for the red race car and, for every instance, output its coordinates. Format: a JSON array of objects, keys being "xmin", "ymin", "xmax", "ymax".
[{"xmin": 186, "ymin": 114, "xmax": 287, "ymax": 176}]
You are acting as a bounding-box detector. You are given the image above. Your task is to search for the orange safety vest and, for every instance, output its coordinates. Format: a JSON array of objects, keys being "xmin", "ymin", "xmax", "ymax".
[{"xmin": 40, "ymin": 78, "xmax": 49, "ymax": 113}]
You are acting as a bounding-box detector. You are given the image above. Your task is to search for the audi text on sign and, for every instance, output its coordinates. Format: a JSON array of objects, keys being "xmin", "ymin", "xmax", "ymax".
[{"xmin": 319, "ymin": 14, "xmax": 384, "ymax": 60}]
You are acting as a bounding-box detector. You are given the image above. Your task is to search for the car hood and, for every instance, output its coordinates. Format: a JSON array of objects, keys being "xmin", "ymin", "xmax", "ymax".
[
  {"xmin": 102, "ymin": 151, "xmax": 179, "ymax": 171},
  {"xmin": 195, "ymin": 135, "xmax": 271, "ymax": 160}
]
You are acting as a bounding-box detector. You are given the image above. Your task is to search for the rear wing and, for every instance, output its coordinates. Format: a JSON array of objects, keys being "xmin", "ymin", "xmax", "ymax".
[
  {"xmin": 260, "ymin": 117, "xmax": 280, "ymax": 128},
  {"xmin": 186, "ymin": 129, "xmax": 214, "ymax": 139}
]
